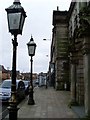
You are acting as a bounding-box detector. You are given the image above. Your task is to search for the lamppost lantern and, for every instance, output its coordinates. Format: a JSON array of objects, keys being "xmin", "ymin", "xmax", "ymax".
[
  {"xmin": 27, "ymin": 36, "xmax": 36, "ymax": 56},
  {"xmin": 5, "ymin": 0, "xmax": 27, "ymax": 35}
]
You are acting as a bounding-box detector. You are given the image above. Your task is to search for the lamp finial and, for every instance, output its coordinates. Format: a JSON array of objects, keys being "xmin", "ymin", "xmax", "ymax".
[
  {"xmin": 13, "ymin": 0, "xmax": 21, "ymax": 4},
  {"xmin": 31, "ymin": 34, "xmax": 33, "ymax": 38},
  {"xmin": 30, "ymin": 35, "xmax": 33, "ymax": 41}
]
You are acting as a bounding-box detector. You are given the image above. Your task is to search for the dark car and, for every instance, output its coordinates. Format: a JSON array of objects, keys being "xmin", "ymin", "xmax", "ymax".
[{"xmin": 0, "ymin": 79, "xmax": 25, "ymax": 102}]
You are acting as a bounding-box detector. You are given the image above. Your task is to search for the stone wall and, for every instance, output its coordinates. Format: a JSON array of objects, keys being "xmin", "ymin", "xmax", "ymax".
[
  {"xmin": 52, "ymin": 11, "xmax": 69, "ymax": 90},
  {"xmin": 76, "ymin": 52, "xmax": 84, "ymax": 105}
]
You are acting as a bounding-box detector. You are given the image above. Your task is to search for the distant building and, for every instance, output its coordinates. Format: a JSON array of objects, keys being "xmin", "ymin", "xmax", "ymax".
[
  {"xmin": 21, "ymin": 72, "xmax": 38, "ymax": 80},
  {"xmin": 0, "ymin": 65, "xmax": 24, "ymax": 81},
  {"xmin": 0, "ymin": 65, "xmax": 10, "ymax": 81},
  {"xmin": 38, "ymin": 72, "xmax": 47, "ymax": 86}
]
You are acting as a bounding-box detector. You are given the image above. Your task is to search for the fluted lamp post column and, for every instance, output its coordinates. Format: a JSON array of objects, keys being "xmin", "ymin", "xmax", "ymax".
[
  {"xmin": 5, "ymin": 0, "xmax": 26, "ymax": 119},
  {"xmin": 27, "ymin": 36, "xmax": 36, "ymax": 105}
]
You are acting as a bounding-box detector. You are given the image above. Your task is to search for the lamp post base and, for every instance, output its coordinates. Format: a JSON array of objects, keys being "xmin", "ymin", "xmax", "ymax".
[
  {"xmin": 28, "ymin": 87, "xmax": 35, "ymax": 105},
  {"xmin": 28, "ymin": 99, "xmax": 35, "ymax": 105},
  {"xmin": 8, "ymin": 106, "xmax": 19, "ymax": 120}
]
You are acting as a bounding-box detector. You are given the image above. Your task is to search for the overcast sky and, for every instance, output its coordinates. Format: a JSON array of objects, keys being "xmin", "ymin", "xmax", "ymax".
[{"xmin": 0, "ymin": 0, "xmax": 71, "ymax": 73}]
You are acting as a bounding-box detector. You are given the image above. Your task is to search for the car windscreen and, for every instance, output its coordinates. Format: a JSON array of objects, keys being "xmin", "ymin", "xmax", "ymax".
[{"xmin": 1, "ymin": 81, "xmax": 11, "ymax": 88}]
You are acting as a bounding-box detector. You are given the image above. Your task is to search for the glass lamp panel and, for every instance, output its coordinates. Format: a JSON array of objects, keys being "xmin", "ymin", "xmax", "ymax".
[
  {"xmin": 8, "ymin": 13, "xmax": 21, "ymax": 30},
  {"xmin": 28, "ymin": 46, "xmax": 35, "ymax": 56},
  {"xmin": 20, "ymin": 14, "xmax": 25, "ymax": 31}
]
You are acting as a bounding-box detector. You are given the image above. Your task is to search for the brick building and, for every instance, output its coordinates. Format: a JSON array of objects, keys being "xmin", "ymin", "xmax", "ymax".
[{"xmin": 0, "ymin": 65, "xmax": 10, "ymax": 81}]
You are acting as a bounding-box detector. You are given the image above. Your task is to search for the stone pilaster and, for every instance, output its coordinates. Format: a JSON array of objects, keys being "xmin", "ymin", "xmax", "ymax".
[
  {"xmin": 70, "ymin": 52, "xmax": 78, "ymax": 105},
  {"xmin": 82, "ymin": 37, "xmax": 90, "ymax": 116},
  {"xmin": 70, "ymin": 64, "xmax": 76, "ymax": 104}
]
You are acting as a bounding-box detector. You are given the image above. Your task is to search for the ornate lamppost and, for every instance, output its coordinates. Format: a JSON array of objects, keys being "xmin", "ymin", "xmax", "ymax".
[
  {"xmin": 5, "ymin": 0, "xmax": 26, "ymax": 119},
  {"xmin": 27, "ymin": 36, "xmax": 36, "ymax": 105}
]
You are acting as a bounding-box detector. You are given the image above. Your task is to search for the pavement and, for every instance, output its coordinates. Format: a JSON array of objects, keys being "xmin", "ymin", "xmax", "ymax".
[
  {"xmin": 72, "ymin": 106, "xmax": 85, "ymax": 118},
  {"xmin": 5, "ymin": 86, "xmax": 84, "ymax": 119}
]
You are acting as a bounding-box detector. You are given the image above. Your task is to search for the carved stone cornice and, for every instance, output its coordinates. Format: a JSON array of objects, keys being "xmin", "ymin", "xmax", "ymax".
[
  {"xmin": 82, "ymin": 37, "xmax": 90, "ymax": 55},
  {"xmin": 68, "ymin": 40, "xmax": 77, "ymax": 64},
  {"xmin": 75, "ymin": 38, "xmax": 83, "ymax": 52},
  {"xmin": 69, "ymin": 51, "xmax": 78, "ymax": 64}
]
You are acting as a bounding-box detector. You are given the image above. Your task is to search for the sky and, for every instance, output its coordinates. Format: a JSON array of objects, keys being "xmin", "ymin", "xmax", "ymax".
[{"xmin": 0, "ymin": 0, "xmax": 71, "ymax": 73}]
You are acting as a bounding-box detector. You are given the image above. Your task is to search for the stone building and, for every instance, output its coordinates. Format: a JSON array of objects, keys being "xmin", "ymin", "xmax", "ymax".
[
  {"xmin": 50, "ymin": 7, "xmax": 70, "ymax": 90},
  {"xmin": 50, "ymin": 0, "xmax": 90, "ymax": 116},
  {"xmin": 68, "ymin": 1, "xmax": 90, "ymax": 116}
]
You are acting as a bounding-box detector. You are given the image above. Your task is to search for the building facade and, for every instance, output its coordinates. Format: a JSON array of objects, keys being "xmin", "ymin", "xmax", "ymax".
[
  {"xmin": 50, "ymin": 1, "xmax": 90, "ymax": 116},
  {"xmin": 68, "ymin": 1, "xmax": 90, "ymax": 116},
  {"xmin": 50, "ymin": 7, "xmax": 70, "ymax": 90}
]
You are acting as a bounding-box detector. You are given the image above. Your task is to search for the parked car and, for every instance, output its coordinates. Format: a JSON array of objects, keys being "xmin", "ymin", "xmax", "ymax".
[
  {"xmin": 0, "ymin": 79, "xmax": 25, "ymax": 103},
  {"xmin": 23, "ymin": 80, "xmax": 30, "ymax": 95}
]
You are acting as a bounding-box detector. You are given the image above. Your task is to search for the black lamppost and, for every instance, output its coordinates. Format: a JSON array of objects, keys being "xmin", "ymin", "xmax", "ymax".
[
  {"xmin": 27, "ymin": 36, "xmax": 36, "ymax": 105},
  {"xmin": 5, "ymin": 0, "xmax": 26, "ymax": 119}
]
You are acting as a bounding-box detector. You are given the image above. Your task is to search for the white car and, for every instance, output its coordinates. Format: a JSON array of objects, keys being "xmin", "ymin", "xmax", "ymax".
[{"xmin": 0, "ymin": 79, "xmax": 25, "ymax": 102}]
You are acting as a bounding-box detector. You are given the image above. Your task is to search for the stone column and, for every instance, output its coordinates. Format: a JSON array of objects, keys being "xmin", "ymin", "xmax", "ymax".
[
  {"xmin": 71, "ymin": 64, "xmax": 76, "ymax": 104},
  {"xmin": 82, "ymin": 37, "xmax": 90, "ymax": 116}
]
